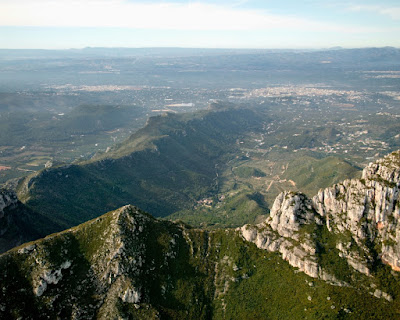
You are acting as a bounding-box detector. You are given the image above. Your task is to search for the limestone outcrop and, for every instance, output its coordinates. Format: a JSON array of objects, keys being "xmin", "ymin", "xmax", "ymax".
[{"xmin": 241, "ymin": 151, "xmax": 400, "ymax": 296}]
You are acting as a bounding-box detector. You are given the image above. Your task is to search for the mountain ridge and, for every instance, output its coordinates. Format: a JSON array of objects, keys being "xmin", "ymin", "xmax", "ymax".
[
  {"xmin": 14, "ymin": 105, "xmax": 264, "ymax": 227},
  {"xmin": 0, "ymin": 103, "xmax": 374, "ymax": 253},
  {"xmin": 1, "ymin": 151, "xmax": 400, "ymax": 319}
]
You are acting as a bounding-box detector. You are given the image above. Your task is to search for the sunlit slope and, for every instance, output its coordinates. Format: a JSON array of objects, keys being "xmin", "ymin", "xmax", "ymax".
[
  {"xmin": 17, "ymin": 106, "xmax": 264, "ymax": 230},
  {"xmin": 1, "ymin": 201, "xmax": 398, "ymax": 319}
]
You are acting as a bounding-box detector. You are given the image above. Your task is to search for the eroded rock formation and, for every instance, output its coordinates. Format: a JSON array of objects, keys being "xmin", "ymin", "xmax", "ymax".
[{"xmin": 242, "ymin": 150, "xmax": 400, "ymax": 297}]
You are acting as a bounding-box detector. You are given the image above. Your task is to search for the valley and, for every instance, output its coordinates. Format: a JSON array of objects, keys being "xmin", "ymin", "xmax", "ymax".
[{"xmin": 1, "ymin": 48, "xmax": 399, "ymax": 185}]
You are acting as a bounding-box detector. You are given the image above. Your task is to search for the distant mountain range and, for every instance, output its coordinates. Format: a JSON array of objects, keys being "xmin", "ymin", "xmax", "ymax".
[{"xmin": 1, "ymin": 47, "xmax": 399, "ymax": 70}]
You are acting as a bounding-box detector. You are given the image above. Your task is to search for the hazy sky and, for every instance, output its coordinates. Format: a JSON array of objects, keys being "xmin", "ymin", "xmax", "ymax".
[{"xmin": 0, "ymin": 0, "xmax": 399, "ymax": 49}]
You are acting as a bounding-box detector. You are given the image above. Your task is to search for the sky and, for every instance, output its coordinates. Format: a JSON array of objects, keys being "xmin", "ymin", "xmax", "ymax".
[{"xmin": 0, "ymin": 0, "xmax": 399, "ymax": 49}]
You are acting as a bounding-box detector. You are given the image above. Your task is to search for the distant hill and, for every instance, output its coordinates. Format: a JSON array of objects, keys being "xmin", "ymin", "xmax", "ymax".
[
  {"xmin": 1, "ymin": 47, "xmax": 399, "ymax": 73},
  {"xmin": 282, "ymin": 156, "xmax": 361, "ymax": 196}
]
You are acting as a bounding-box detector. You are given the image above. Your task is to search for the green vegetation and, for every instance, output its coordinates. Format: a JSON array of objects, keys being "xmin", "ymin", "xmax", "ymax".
[
  {"xmin": 218, "ymin": 239, "xmax": 395, "ymax": 320},
  {"xmin": 168, "ymin": 190, "xmax": 267, "ymax": 228},
  {"xmin": 14, "ymin": 106, "xmax": 264, "ymax": 234},
  {"xmin": 0, "ymin": 104, "xmax": 147, "ymax": 184},
  {"xmin": 233, "ymin": 166, "xmax": 266, "ymax": 178},
  {"xmin": 0, "ymin": 105, "xmax": 145, "ymax": 147},
  {"xmin": 1, "ymin": 207, "xmax": 398, "ymax": 319},
  {"xmin": 282, "ymin": 155, "xmax": 361, "ymax": 196},
  {"xmin": 314, "ymin": 225, "xmax": 355, "ymax": 283},
  {"xmin": 0, "ymin": 190, "xmax": 61, "ymax": 254}
]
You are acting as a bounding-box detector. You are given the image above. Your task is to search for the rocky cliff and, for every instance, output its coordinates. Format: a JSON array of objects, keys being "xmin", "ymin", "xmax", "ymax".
[{"xmin": 241, "ymin": 150, "xmax": 400, "ymax": 300}]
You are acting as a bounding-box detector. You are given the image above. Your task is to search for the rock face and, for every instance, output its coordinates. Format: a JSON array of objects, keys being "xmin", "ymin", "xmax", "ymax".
[
  {"xmin": 241, "ymin": 151, "xmax": 400, "ymax": 294},
  {"xmin": 241, "ymin": 191, "xmax": 342, "ymax": 285},
  {"xmin": 313, "ymin": 151, "xmax": 400, "ymax": 275}
]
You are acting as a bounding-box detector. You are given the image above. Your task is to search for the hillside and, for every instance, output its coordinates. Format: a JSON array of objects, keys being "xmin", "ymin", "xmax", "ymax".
[
  {"xmin": 168, "ymin": 153, "xmax": 360, "ymax": 229},
  {"xmin": 12, "ymin": 105, "xmax": 264, "ymax": 230},
  {"xmin": 1, "ymin": 151, "xmax": 400, "ymax": 319}
]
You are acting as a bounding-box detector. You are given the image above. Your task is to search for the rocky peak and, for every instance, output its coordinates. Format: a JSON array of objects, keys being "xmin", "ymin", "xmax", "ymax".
[
  {"xmin": 362, "ymin": 151, "xmax": 400, "ymax": 186},
  {"xmin": 69, "ymin": 205, "xmax": 152, "ymax": 284},
  {"xmin": 241, "ymin": 191, "xmax": 337, "ymax": 284},
  {"xmin": 268, "ymin": 191, "xmax": 322, "ymax": 239},
  {"xmin": 242, "ymin": 151, "xmax": 400, "ymax": 296},
  {"xmin": 0, "ymin": 205, "xmax": 185, "ymax": 318},
  {"xmin": 312, "ymin": 151, "xmax": 400, "ymax": 273}
]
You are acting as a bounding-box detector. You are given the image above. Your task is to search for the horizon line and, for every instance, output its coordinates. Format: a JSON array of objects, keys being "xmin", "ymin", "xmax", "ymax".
[{"xmin": 0, "ymin": 46, "xmax": 399, "ymax": 51}]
